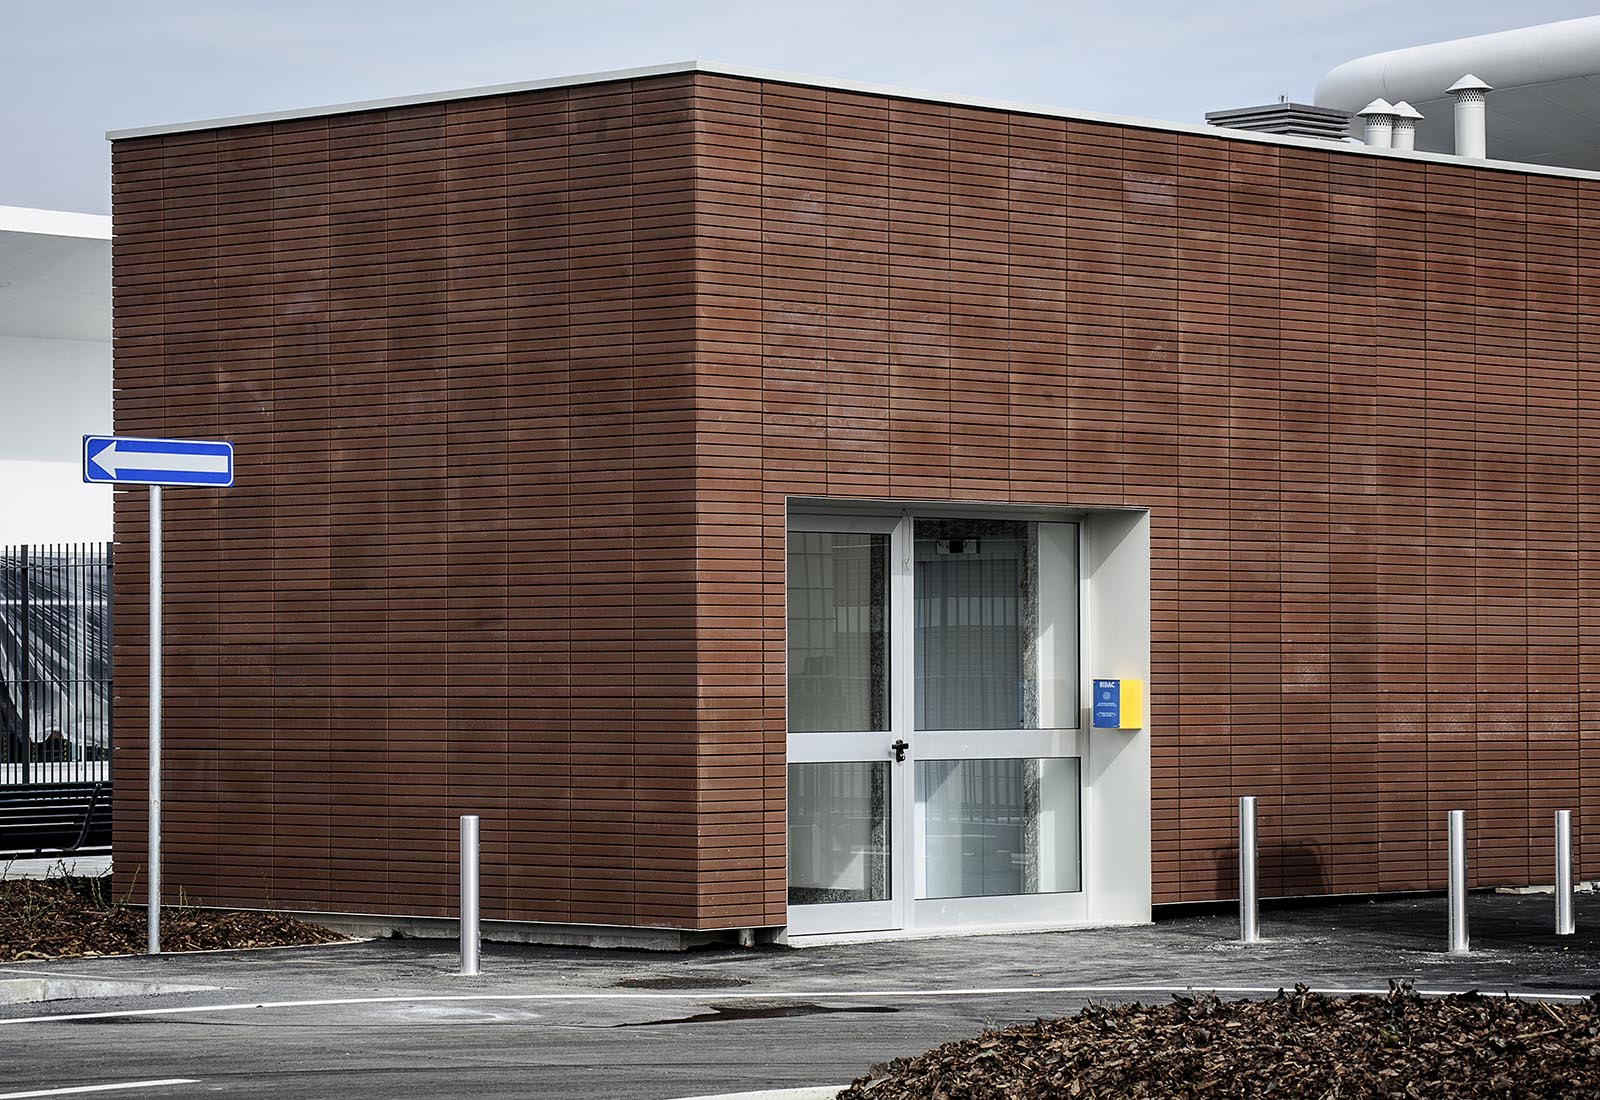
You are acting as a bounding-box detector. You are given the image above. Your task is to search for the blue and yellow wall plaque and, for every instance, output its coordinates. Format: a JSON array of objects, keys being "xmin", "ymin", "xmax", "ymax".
[{"xmin": 1092, "ymin": 678, "xmax": 1143, "ymax": 729}]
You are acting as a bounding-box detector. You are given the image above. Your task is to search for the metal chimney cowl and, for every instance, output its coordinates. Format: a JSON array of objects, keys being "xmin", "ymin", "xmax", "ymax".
[
  {"xmin": 1389, "ymin": 101, "xmax": 1423, "ymax": 151},
  {"xmin": 1446, "ymin": 74, "xmax": 1492, "ymax": 158},
  {"xmin": 1356, "ymin": 98, "xmax": 1397, "ymax": 148}
]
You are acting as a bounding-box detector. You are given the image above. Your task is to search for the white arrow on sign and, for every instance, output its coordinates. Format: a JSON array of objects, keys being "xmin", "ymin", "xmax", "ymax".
[{"xmin": 88, "ymin": 444, "xmax": 228, "ymax": 478}]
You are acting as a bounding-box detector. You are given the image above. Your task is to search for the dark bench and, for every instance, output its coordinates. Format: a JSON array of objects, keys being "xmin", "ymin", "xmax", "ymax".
[{"xmin": 0, "ymin": 782, "xmax": 112, "ymax": 858}]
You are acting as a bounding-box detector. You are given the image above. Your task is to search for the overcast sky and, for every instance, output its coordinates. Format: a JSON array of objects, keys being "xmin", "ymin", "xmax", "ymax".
[{"xmin": 6, "ymin": 1, "xmax": 1598, "ymax": 215}]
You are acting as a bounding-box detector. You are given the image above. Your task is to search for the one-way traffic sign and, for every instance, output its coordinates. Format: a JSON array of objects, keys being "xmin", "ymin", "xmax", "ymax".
[
  {"xmin": 83, "ymin": 435, "xmax": 234, "ymax": 487},
  {"xmin": 81, "ymin": 431, "xmax": 235, "ymax": 953}
]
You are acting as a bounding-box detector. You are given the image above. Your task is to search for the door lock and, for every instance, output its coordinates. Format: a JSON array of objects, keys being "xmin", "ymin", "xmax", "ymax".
[{"xmin": 891, "ymin": 739, "xmax": 909, "ymax": 763}]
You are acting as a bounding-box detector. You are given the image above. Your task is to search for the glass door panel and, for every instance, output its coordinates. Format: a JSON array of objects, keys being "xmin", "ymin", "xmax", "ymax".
[
  {"xmin": 788, "ymin": 762, "xmax": 891, "ymax": 905},
  {"xmin": 914, "ymin": 520, "xmax": 1078, "ymax": 731},
  {"xmin": 787, "ymin": 530, "xmax": 888, "ymax": 734},
  {"xmin": 914, "ymin": 757, "xmax": 1080, "ymax": 899},
  {"xmin": 914, "ymin": 519, "xmax": 1029, "ymax": 730}
]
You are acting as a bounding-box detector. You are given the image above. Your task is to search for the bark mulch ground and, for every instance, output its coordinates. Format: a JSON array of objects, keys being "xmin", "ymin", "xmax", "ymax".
[
  {"xmin": 838, "ymin": 984, "xmax": 1600, "ymax": 1099},
  {"xmin": 0, "ymin": 875, "xmax": 345, "ymax": 961}
]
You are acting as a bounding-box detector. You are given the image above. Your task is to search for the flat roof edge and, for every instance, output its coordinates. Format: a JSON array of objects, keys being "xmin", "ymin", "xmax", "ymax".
[
  {"xmin": 105, "ymin": 58, "xmax": 1600, "ymax": 185},
  {"xmin": 105, "ymin": 60, "xmax": 705, "ymax": 139},
  {"xmin": 0, "ymin": 205, "xmax": 111, "ymax": 240}
]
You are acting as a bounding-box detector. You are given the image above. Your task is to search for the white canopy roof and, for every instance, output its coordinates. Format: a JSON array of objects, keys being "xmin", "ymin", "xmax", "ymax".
[{"xmin": 0, "ymin": 206, "xmax": 110, "ymax": 344}]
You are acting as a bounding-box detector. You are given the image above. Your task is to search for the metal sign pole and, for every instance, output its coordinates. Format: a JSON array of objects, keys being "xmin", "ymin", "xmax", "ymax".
[{"xmin": 148, "ymin": 484, "xmax": 162, "ymax": 956}]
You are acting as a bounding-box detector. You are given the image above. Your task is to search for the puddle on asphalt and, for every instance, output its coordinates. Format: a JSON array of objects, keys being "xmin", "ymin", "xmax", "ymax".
[
  {"xmin": 618, "ymin": 1003, "xmax": 897, "ymax": 1027},
  {"xmin": 615, "ymin": 975, "xmax": 752, "ymax": 990}
]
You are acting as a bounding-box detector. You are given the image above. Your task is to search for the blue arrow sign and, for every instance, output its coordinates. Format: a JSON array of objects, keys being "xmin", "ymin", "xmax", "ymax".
[{"xmin": 83, "ymin": 435, "xmax": 234, "ymax": 487}]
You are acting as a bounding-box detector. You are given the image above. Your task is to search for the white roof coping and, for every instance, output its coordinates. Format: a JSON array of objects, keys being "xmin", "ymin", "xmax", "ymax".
[
  {"xmin": 105, "ymin": 59, "xmax": 1600, "ymax": 185},
  {"xmin": 105, "ymin": 60, "xmax": 703, "ymax": 140},
  {"xmin": 0, "ymin": 205, "xmax": 111, "ymax": 241}
]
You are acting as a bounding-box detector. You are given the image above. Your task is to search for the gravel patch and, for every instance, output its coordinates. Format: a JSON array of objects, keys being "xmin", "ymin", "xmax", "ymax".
[
  {"xmin": 838, "ymin": 983, "xmax": 1600, "ymax": 1099},
  {"xmin": 0, "ymin": 875, "xmax": 343, "ymax": 961}
]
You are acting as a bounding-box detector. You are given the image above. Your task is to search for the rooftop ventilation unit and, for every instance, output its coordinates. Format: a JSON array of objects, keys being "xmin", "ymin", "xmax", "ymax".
[
  {"xmin": 1446, "ymin": 74, "xmax": 1492, "ymax": 158},
  {"xmin": 1204, "ymin": 101, "xmax": 1352, "ymax": 141}
]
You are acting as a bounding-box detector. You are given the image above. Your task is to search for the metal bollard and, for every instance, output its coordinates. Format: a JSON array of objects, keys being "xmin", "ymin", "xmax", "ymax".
[
  {"xmin": 1447, "ymin": 810, "xmax": 1469, "ymax": 954},
  {"xmin": 460, "ymin": 815, "xmax": 481, "ymax": 975},
  {"xmin": 1239, "ymin": 796, "xmax": 1259, "ymax": 943},
  {"xmin": 1556, "ymin": 810, "xmax": 1575, "ymax": 936}
]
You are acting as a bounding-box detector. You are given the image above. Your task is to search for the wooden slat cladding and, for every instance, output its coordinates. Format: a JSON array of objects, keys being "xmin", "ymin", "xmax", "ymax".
[
  {"xmin": 112, "ymin": 77, "xmax": 708, "ymax": 927},
  {"xmin": 114, "ymin": 69, "xmax": 1600, "ymax": 930},
  {"xmin": 686, "ymin": 74, "xmax": 1600, "ymax": 913}
]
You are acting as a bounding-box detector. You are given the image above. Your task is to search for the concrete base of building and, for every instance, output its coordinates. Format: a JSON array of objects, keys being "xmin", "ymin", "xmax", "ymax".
[
  {"xmin": 280, "ymin": 909, "xmax": 786, "ymax": 952},
  {"xmin": 1494, "ymin": 882, "xmax": 1600, "ymax": 895},
  {"xmin": 778, "ymin": 917, "xmax": 1154, "ymax": 947}
]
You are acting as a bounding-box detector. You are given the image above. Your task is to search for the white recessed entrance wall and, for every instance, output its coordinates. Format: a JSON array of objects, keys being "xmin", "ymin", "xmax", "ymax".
[{"xmin": 783, "ymin": 502, "xmax": 1150, "ymax": 939}]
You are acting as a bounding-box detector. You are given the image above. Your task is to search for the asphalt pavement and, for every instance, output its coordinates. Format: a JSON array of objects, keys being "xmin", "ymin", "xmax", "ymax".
[{"xmin": 1, "ymin": 891, "xmax": 1596, "ymax": 1100}]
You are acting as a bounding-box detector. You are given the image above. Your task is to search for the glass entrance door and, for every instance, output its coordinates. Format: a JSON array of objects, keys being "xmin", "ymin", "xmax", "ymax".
[
  {"xmin": 785, "ymin": 516, "xmax": 903, "ymax": 934},
  {"xmin": 787, "ymin": 511, "xmax": 1085, "ymax": 936}
]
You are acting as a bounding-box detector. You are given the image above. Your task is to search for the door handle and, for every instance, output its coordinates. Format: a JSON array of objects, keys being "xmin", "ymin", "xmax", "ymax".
[{"xmin": 891, "ymin": 739, "xmax": 909, "ymax": 763}]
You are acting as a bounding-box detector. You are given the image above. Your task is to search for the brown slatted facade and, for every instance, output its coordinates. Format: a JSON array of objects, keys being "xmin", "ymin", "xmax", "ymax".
[
  {"xmin": 112, "ymin": 76, "xmax": 713, "ymax": 927},
  {"xmin": 112, "ymin": 70, "xmax": 1600, "ymax": 929}
]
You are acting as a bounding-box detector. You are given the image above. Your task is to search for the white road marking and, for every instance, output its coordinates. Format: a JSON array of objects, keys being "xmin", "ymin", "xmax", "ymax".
[
  {"xmin": 0, "ymin": 984, "xmax": 1589, "ymax": 1026},
  {"xmin": 0, "ymin": 1081, "xmax": 198, "ymax": 1099}
]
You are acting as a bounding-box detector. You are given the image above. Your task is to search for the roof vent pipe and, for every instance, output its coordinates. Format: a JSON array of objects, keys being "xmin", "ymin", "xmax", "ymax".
[
  {"xmin": 1446, "ymin": 75, "xmax": 1492, "ymax": 158},
  {"xmin": 1357, "ymin": 99, "xmax": 1397, "ymax": 148},
  {"xmin": 1390, "ymin": 102, "xmax": 1423, "ymax": 151}
]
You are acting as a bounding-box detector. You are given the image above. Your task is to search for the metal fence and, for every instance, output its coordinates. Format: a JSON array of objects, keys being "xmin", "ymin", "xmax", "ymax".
[{"xmin": 0, "ymin": 543, "xmax": 112, "ymax": 785}]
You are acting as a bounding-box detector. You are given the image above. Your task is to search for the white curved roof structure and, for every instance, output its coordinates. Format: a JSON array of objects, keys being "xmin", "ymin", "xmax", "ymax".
[{"xmin": 1316, "ymin": 16, "xmax": 1600, "ymax": 170}]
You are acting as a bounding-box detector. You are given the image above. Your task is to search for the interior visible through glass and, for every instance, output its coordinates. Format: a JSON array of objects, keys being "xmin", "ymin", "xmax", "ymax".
[
  {"xmin": 787, "ymin": 531, "xmax": 888, "ymax": 733},
  {"xmin": 915, "ymin": 519, "xmax": 1028, "ymax": 730},
  {"xmin": 915, "ymin": 757, "xmax": 1081, "ymax": 899},
  {"xmin": 787, "ymin": 762, "xmax": 892, "ymax": 905}
]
